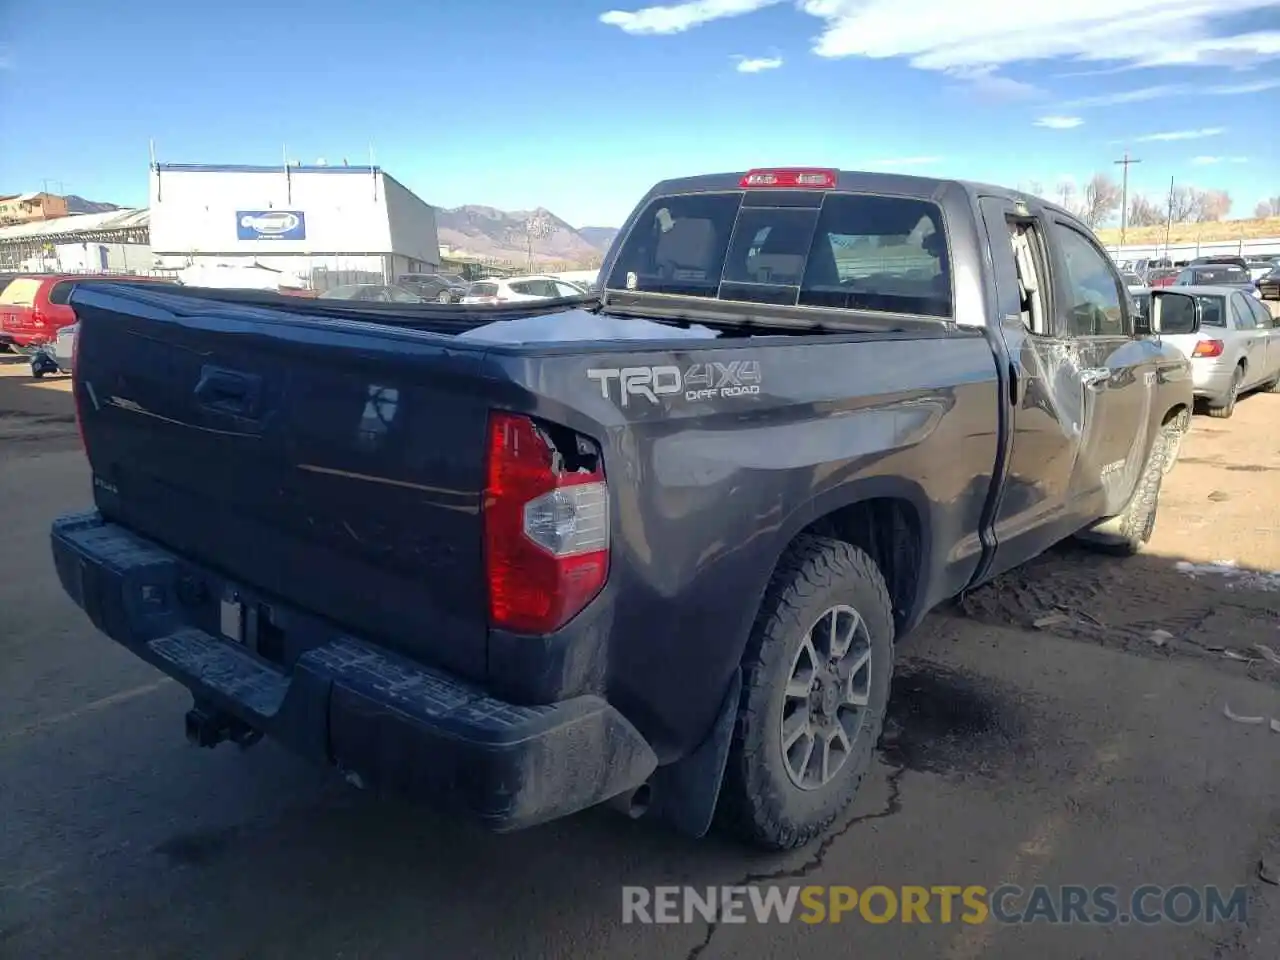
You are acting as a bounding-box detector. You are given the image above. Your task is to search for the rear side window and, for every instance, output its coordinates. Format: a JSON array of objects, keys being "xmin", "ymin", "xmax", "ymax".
[
  {"xmin": 607, "ymin": 191, "xmax": 952, "ymax": 318},
  {"xmin": 1193, "ymin": 266, "xmax": 1247, "ymax": 284},
  {"xmin": 1197, "ymin": 295, "xmax": 1226, "ymax": 326},
  {"xmin": 470, "ymin": 282, "xmax": 498, "ymax": 296},
  {"xmin": 48, "ymin": 282, "xmax": 75, "ymax": 305},
  {"xmin": 0, "ymin": 278, "xmax": 42, "ymax": 306},
  {"xmin": 510, "ymin": 279, "xmax": 559, "ymax": 297}
]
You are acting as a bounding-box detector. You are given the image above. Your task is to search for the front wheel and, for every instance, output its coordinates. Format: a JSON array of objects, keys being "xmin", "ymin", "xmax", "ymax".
[
  {"xmin": 1074, "ymin": 425, "xmax": 1171, "ymax": 556},
  {"xmin": 716, "ymin": 536, "xmax": 895, "ymax": 850}
]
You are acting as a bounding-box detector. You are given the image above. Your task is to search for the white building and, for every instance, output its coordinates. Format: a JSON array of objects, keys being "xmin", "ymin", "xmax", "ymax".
[{"xmin": 148, "ymin": 162, "xmax": 441, "ymax": 290}]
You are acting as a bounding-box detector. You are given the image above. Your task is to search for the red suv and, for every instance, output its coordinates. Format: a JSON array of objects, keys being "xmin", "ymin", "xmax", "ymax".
[{"xmin": 0, "ymin": 274, "xmax": 174, "ymax": 351}]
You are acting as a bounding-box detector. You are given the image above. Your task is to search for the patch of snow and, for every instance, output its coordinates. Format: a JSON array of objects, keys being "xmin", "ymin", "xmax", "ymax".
[
  {"xmin": 457, "ymin": 309, "xmax": 721, "ymax": 343},
  {"xmin": 1175, "ymin": 559, "xmax": 1280, "ymax": 592}
]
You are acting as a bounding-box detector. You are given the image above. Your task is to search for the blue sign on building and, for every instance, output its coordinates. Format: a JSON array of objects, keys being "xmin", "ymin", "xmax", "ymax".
[{"xmin": 236, "ymin": 210, "xmax": 306, "ymax": 241}]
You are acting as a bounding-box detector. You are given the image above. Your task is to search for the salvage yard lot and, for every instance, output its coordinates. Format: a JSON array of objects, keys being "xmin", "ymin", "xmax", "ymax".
[{"xmin": 2, "ymin": 354, "xmax": 1280, "ymax": 959}]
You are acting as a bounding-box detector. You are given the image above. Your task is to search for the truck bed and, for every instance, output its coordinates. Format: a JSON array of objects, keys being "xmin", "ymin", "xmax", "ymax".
[{"xmin": 66, "ymin": 280, "xmax": 1000, "ymax": 749}]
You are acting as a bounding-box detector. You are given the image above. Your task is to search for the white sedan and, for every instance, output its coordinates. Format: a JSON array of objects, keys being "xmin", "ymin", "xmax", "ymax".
[{"xmin": 460, "ymin": 276, "xmax": 586, "ymax": 305}]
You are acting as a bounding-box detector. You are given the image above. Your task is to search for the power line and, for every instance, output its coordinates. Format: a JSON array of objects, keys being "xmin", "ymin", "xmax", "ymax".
[{"xmin": 1113, "ymin": 152, "xmax": 1142, "ymax": 245}]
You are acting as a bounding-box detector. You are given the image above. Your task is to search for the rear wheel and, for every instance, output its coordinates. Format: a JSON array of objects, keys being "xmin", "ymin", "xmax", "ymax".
[
  {"xmin": 1205, "ymin": 366, "xmax": 1244, "ymax": 419},
  {"xmin": 716, "ymin": 535, "xmax": 895, "ymax": 850}
]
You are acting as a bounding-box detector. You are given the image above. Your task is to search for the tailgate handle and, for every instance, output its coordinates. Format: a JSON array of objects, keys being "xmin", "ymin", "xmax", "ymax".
[{"xmin": 195, "ymin": 367, "xmax": 262, "ymax": 417}]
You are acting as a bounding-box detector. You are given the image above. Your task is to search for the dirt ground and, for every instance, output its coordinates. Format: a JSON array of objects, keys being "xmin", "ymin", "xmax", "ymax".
[{"xmin": 2, "ymin": 345, "xmax": 1280, "ymax": 959}]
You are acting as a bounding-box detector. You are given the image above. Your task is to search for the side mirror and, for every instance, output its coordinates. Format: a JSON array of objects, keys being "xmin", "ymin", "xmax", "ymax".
[{"xmin": 1151, "ymin": 291, "xmax": 1201, "ymax": 336}]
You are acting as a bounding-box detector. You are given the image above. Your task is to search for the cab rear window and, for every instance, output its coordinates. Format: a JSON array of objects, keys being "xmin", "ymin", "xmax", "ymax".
[
  {"xmin": 0, "ymin": 278, "xmax": 43, "ymax": 306},
  {"xmin": 606, "ymin": 191, "xmax": 951, "ymax": 318}
]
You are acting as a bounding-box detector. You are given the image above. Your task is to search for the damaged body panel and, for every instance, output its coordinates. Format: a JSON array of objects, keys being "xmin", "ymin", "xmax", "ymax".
[{"xmin": 52, "ymin": 169, "xmax": 1192, "ymax": 840}]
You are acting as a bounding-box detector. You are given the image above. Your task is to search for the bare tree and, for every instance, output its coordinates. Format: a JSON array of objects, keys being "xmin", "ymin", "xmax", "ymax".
[
  {"xmin": 1081, "ymin": 173, "xmax": 1122, "ymax": 228},
  {"xmin": 1195, "ymin": 189, "xmax": 1232, "ymax": 222},
  {"xmin": 1127, "ymin": 195, "xmax": 1164, "ymax": 227},
  {"xmin": 1166, "ymin": 186, "xmax": 1198, "ymax": 223},
  {"xmin": 1055, "ymin": 179, "xmax": 1084, "ymax": 216},
  {"xmin": 1256, "ymin": 196, "xmax": 1280, "ymax": 218}
]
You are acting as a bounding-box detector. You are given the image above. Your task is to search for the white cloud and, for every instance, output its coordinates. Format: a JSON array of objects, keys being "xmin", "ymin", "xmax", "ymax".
[
  {"xmin": 1133, "ymin": 127, "xmax": 1225, "ymax": 142},
  {"xmin": 866, "ymin": 156, "xmax": 943, "ymax": 167},
  {"xmin": 1061, "ymin": 84, "xmax": 1183, "ymax": 108},
  {"xmin": 947, "ymin": 65, "xmax": 1043, "ymax": 102},
  {"xmin": 600, "ymin": 0, "xmax": 782, "ymax": 34},
  {"xmin": 1209, "ymin": 77, "xmax": 1280, "ymax": 94},
  {"xmin": 1191, "ymin": 156, "xmax": 1249, "ymax": 165},
  {"xmin": 734, "ymin": 54, "xmax": 783, "ymax": 72},
  {"xmin": 1062, "ymin": 78, "xmax": 1280, "ymax": 108},
  {"xmin": 599, "ymin": 0, "xmax": 1280, "ymax": 83},
  {"xmin": 1035, "ymin": 115, "xmax": 1084, "ymax": 129}
]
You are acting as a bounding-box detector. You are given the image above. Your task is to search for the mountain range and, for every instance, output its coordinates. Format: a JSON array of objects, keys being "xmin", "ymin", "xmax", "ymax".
[
  {"xmin": 64, "ymin": 195, "xmax": 122, "ymax": 214},
  {"xmin": 435, "ymin": 205, "xmax": 618, "ymax": 265}
]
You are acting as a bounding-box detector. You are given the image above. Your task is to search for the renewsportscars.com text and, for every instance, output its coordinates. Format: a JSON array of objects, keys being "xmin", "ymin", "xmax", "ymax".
[{"xmin": 621, "ymin": 884, "xmax": 1248, "ymax": 926}]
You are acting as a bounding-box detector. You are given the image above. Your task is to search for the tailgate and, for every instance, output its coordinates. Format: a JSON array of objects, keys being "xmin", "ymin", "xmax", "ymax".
[{"xmin": 71, "ymin": 288, "xmax": 497, "ymax": 680}]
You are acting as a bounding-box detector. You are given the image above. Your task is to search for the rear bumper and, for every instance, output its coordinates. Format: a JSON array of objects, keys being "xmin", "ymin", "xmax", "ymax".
[
  {"xmin": 50, "ymin": 511, "xmax": 658, "ymax": 832},
  {"xmin": 1189, "ymin": 357, "xmax": 1235, "ymax": 401}
]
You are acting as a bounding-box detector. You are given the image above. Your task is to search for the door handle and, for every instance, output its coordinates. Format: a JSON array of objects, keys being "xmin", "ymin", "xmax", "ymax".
[
  {"xmin": 195, "ymin": 366, "xmax": 262, "ymax": 417},
  {"xmin": 1080, "ymin": 367, "xmax": 1111, "ymax": 389}
]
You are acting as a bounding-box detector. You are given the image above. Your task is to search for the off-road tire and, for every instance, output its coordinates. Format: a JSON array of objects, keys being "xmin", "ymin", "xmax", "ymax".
[
  {"xmin": 715, "ymin": 536, "xmax": 895, "ymax": 850},
  {"xmin": 1161, "ymin": 409, "xmax": 1190, "ymax": 475},
  {"xmin": 1075, "ymin": 424, "xmax": 1171, "ymax": 556},
  {"xmin": 1205, "ymin": 366, "xmax": 1244, "ymax": 419}
]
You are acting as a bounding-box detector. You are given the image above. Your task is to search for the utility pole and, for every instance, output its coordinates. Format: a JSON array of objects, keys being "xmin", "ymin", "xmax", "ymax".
[
  {"xmin": 1114, "ymin": 152, "xmax": 1142, "ymax": 246},
  {"xmin": 1164, "ymin": 176, "xmax": 1175, "ymax": 262}
]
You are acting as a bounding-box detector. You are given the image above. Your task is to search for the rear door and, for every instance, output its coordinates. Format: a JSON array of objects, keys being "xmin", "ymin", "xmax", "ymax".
[
  {"xmin": 1229, "ymin": 292, "xmax": 1267, "ymax": 387},
  {"xmin": 1247, "ymin": 295, "xmax": 1280, "ymax": 379}
]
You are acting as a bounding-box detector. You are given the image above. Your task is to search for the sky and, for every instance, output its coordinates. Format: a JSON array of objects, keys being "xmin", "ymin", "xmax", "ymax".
[{"xmin": 1, "ymin": 0, "xmax": 1278, "ymax": 228}]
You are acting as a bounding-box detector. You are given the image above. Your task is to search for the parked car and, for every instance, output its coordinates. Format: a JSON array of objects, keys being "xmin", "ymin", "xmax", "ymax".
[
  {"xmin": 0, "ymin": 273, "xmax": 21, "ymax": 352},
  {"xmin": 1120, "ymin": 270, "xmax": 1145, "ymax": 288},
  {"xmin": 0, "ymin": 273, "xmax": 175, "ymax": 353},
  {"xmin": 1146, "ymin": 267, "xmax": 1180, "ymax": 288},
  {"xmin": 1247, "ymin": 257, "xmax": 1280, "ymax": 284},
  {"xmin": 460, "ymin": 275, "xmax": 586, "ymax": 304},
  {"xmin": 1189, "ymin": 255, "xmax": 1250, "ymax": 271},
  {"xmin": 1158, "ymin": 285, "xmax": 1280, "ymax": 418},
  {"xmin": 52, "ymin": 167, "xmax": 1195, "ymax": 850},
  {"xmin": 28, "ymin": 320, "xmax": 79, "ymax": 378},
  {"xmin": 397, "ymin": 273, "xmax": 470, "ymax": 303},
  {"xmin": 1257, "ymin": 265, "xmax": 1280, "ymax": 300},
  {"xmin": 1173, "ymin": 263, "xmax": 1260, "ymax": 295},
  {"xmin": 318, "ymin": 283, "xmax": 426, "ymax": 303}
]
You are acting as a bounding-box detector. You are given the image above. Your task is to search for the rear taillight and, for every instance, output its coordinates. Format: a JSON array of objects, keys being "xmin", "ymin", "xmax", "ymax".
[
  {"xmin": 1192, "ymin": 340, "xmax": 1224, "ymax": 358},
  {"xmin": 484, "ymin": 412, "xmax": 609, "ymax": 634},
  {"xmin": 740, "ymin": 167, "xmax": 837, "ymax": 189}
]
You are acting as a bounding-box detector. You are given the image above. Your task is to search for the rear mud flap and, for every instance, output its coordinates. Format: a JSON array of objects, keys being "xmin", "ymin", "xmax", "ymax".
[{"xmin": 649, "ymin": 667, "xmax": 742, "ymax": 838}]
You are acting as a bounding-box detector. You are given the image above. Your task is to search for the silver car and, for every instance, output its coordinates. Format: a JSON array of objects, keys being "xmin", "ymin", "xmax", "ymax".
[{"xmin": 1158, "ymin": 285, "xmax": 1280, "ymax": 418}]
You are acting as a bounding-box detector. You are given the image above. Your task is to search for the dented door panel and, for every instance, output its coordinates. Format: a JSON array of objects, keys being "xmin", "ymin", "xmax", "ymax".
[{"xmin": 977, "ymin": 197, "xmax": 1091, "ymax": 578}]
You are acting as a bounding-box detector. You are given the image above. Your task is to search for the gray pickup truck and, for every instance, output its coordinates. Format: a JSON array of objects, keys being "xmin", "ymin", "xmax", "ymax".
[{"xmin": 52, "ymin": 168, "xmax": 1197, "ymax": 851}]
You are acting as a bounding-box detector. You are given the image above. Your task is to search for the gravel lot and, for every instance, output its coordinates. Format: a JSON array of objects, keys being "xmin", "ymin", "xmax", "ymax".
[{"xmin": 2, "ymin": 351, "xmax": 1279, "ymax": 959}]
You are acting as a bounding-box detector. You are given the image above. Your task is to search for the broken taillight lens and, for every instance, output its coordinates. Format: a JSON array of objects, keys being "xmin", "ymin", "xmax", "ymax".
[
  {"xmin": 484, "ymin": 412, "xmax": 609, "ymax": 634},
  {"xmin": 1191, "ymin": 339, "xmax": 1224, "ymax": 358}
]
